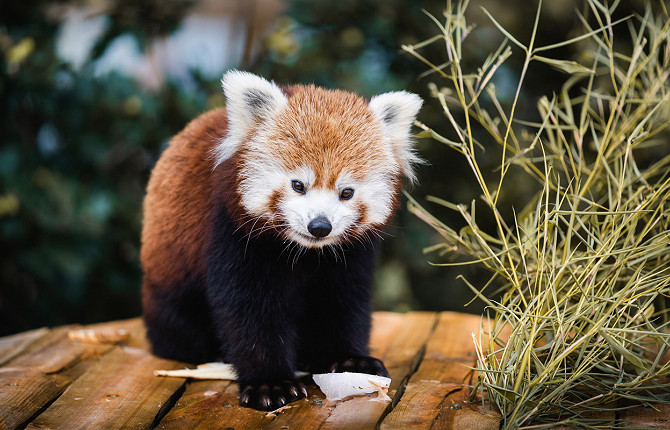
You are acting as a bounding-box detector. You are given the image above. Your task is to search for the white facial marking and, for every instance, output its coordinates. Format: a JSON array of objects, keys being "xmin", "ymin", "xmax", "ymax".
[
  {"xmin": 278, "ymin": 166, "xmax": 353, "ymax": 247},
  {"xmin": 240, "ymin": 160, "xmax": 399, "ymax": 248}
]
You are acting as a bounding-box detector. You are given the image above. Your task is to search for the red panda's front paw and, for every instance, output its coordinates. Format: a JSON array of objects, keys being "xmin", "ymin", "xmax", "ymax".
[
  {"xmin": 238, "ymin": 379, "xmax": 308, "ymax": 411},
  {"xmin": 330, "ymin": 356, "xmax": 390, "ymax": 377}
]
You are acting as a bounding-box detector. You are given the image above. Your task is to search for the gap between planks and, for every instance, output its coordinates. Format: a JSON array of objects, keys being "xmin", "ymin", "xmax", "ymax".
[{"xmin": 155, "ymin": 312, "xmax": 440, "ymax": 430}]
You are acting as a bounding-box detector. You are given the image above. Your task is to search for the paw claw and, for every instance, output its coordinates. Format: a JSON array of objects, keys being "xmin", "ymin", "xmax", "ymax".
[
  {"xmin": 330, "ymin": 356, "xmax": 389, "ymax": 377},
  {"xmin": 238, "ymin": 379, "xmax": 308, "ymax": 411}
]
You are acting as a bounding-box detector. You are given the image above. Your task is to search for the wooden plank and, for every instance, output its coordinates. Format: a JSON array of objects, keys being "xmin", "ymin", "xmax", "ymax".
[
  {"xmin": 421, "ymin": 312, "xmax": 482, "ymax": 362},
  {"xmin": 0, "ymin": 327, "xmax": 130, "ymax": 430},
  {"xmin": 430, "ymin": 385, "xmax": 501, "ymax": 430},
  {"xmin": 153, "ymin": 380, "xmax": 235, "ymax": 428},
  {"xmin": 317, "ymin": 396, "xmax": 387, "ymax": 430},
  {"xmin": 380, "ymin": 312, "xmax": 484, "ymax": 429},
  {"xmin": 7, "ymin": 318, "xmax": 144, "ymax": 376},
  {"xmin": 619, "ymin": 403, "xmax": 670, "ymax": 429},
  {"xmin": 0, "ymin": 327, "xmax": 50, "ymax": 366},
  {"xmin": 425, "ymin": 315, "xmax": 505, "ymax": 430},
  {"xmin": 380, "ymin": 363, "xmax": 470, "ymax": 429},
  {"xmin": 368, "ymin": 312, "xmax": 408, "ymax": 359},
  {"xmin": 26, "ymin": 346, "xmax": 186, "ymax": 430},
  {"xmin": 0, "ymin": 368, "xmax": 70, "ymax": 429},
  {"xmin": 0, "ymin": 359, "xmax": 107, "ymax": 430},
  {"xmin": 382, "ymin": 312, "xmax": 438, "ymax": 396},
  {"xmin": 155, "ymin": 379, "xmax": 271, "ymax": 429},
  {"xmin": 7, "ymin": 326, "xmax": 109, "ymax": 374},
  {"xmin": 262, "ymin": 390, "xmax": 334, "ymax": 430}
]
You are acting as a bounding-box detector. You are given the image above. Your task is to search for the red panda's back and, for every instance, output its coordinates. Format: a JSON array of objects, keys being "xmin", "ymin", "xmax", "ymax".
[{"xmin": 141, "ymin": 108, "xmax": 229, "ymax": 294}]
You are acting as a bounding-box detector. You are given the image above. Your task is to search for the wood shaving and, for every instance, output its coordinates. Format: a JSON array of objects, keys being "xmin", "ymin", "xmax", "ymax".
[
  {"xmin": 68, "ymin": 328, "xmax": 130, "ymax": 344},
  {"xmin": 264, "ymin": 404, "xmax": 295, "ymax": 418}
]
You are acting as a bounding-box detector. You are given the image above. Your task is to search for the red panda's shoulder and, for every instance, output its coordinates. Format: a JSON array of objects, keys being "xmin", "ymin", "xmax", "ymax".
[{"xmin": 141, "ymin": 108, "xmax": 230, "ymax": 289}]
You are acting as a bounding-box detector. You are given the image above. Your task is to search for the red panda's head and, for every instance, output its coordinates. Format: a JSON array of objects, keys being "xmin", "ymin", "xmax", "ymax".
[{"xmin": 214, "ymin": 71, "xmax": 422, "ymax": 249}]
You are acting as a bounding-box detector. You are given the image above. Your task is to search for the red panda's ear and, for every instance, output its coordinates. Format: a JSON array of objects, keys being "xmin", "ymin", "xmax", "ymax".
[
  {"xmin": 214, "ymin": 71, "xmax": 288, "ymax": 166},
  {"xmin": 369, "ymin": 91, "xmax": 423, "ymax": 183}
]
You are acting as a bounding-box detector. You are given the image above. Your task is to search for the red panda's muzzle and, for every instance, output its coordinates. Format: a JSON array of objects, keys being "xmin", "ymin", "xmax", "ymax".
[{"xmin": 307, "ymin": 216, "xmax": 332, "ymax": 238}]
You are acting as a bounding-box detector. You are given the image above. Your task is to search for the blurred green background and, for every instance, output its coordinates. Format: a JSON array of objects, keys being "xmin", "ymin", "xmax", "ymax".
[{"xmin": 0, "ymin": 0, "xmax": 650, "ymax": 335}]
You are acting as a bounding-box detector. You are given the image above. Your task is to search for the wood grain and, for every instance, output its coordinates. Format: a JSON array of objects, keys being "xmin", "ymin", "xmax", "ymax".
[
  {"xmin": 381, "ymin": 312, "xmax": 438, "ymax": 396},
  {"xmin": 379, "ymin": 312, "xmax": 483, "ymax": 429},
  {"xmin": 7, "ymin": 326, "xmax": 109, "ymax": 374},
  {"xmin": 0, "ymin": 327, "xmax": 49, "ymax": 367},
  {"xmin": 430, "ymin": 384, "xmax": 500, "ymax": 430},
  {"xmin": 156, "ymin": 379, "xmax": 270, "ymax": 429},
  {"xmin": 26, "ymin": 346, "xmax": 186, "ymax": 430},
  {"xmin": 0, "ymin": 368, "xmax": 70, "ymax": 429},
  {"xmin": 619, "ymin": 403, "xmax": 670, "ymax": 429}
]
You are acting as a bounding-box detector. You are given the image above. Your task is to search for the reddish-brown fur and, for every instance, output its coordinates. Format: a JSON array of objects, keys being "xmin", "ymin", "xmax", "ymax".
[
  {"xmin": 141, "ymin": 109, "xmax": 230, "ymax": 302},
  {"xmin": 243, "ymin": 85, "xmax": 387, "ymax": 189},
  {"xmin": 142, "ymin": 86, "xmax": 404, "ymax": 300}
]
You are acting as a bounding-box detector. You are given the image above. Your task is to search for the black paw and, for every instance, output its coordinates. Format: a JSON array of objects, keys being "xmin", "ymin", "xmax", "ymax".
[
  {"xmin": 330, "ymin": 356, "xmax": 390, "ymax": 377},
  {"xmin": 239, "ymin": 379, "xmax": 308, "ymax": 411}
]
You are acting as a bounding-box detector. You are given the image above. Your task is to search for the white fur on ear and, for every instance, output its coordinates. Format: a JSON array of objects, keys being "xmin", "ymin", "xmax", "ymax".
[
  {"xmin": 213, "ymin": 70, "xmax": 288, "ymax": 166},
  {"xmin": 369, "ymin": 91, "xmax": 423, "ymax": 183}
]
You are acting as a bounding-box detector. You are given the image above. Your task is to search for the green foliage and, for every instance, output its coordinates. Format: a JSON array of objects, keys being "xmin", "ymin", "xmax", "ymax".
[
  {"xmin": 0, "ymin": 1, "xmax": 205, "ymax": 334},
  {"xmin": 408, "ymin": 0, "xmax": 670, "ymax": 427},
  {"xmin": 2, "ymin": 0, "xmax": 468, "ymax": 334}
]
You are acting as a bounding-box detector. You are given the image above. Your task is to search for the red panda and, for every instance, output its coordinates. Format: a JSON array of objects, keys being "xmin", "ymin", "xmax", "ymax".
[{"xmin": 141, "ymin": 71, "xmax": 421, "ymax": 411}]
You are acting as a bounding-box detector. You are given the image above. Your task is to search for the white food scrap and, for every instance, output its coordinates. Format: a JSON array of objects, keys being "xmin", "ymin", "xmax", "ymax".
[
  {"xmin": 312, "ymin": 372, "xmax": 391, "ymax": 401},
  {"xmin": 154, "ymin": 362, "xmax": 309, "ymax": 380},
  {"xmin": 154, "ymin": 362, "xmax": 238, "ymax": 380}
]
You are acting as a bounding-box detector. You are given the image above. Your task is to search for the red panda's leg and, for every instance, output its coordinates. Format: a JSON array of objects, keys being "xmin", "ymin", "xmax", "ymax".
[
  {"xmin": 205, "ymin": 272, "xmax": 309, "ymax": 411},
  {"xmin": 142, "ymin": 276, "xmax": 220, "ymax": 364},
  {"xmin": 205, "ymin": 217, "xmax": 309, "ymax": 411},
  {"xmin": 297, "ymin": 241, "xmax": 390, "ymax": 378}
]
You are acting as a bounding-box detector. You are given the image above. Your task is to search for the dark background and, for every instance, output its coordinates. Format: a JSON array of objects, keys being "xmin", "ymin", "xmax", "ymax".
[{"xmin": 0, "ymin": 0, "xmax": 651, "ymax": 335}]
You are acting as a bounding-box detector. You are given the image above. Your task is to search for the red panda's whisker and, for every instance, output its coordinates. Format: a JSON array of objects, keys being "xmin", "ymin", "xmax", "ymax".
[
  {"xmin": 243, "ymin": 215, "xmax": 268, "ymax": 258},
  {"xmin": 233, "ymin": 214, "xmax": 265, "ymax": 235}
]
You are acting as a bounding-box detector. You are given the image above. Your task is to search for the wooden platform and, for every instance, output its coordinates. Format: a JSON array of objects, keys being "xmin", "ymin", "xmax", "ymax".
[{"xmin": 1, "ymin": 312, "xmax": 668, "ymax": 429}]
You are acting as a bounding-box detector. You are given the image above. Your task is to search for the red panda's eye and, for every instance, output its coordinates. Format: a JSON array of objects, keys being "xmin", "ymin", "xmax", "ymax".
[
  {"xmin": 340, "ymin": 188, "xmax": 354, "ymax": 200},
  {"xmin": 291, "ymin": 180, "xmax": 306, "ymax": 194}
]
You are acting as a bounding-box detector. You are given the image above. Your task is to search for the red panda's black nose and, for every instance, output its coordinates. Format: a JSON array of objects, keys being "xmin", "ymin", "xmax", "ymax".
[{"xmin": 308, "ymin": 217, "xmax": 332, "ymax": 238}]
